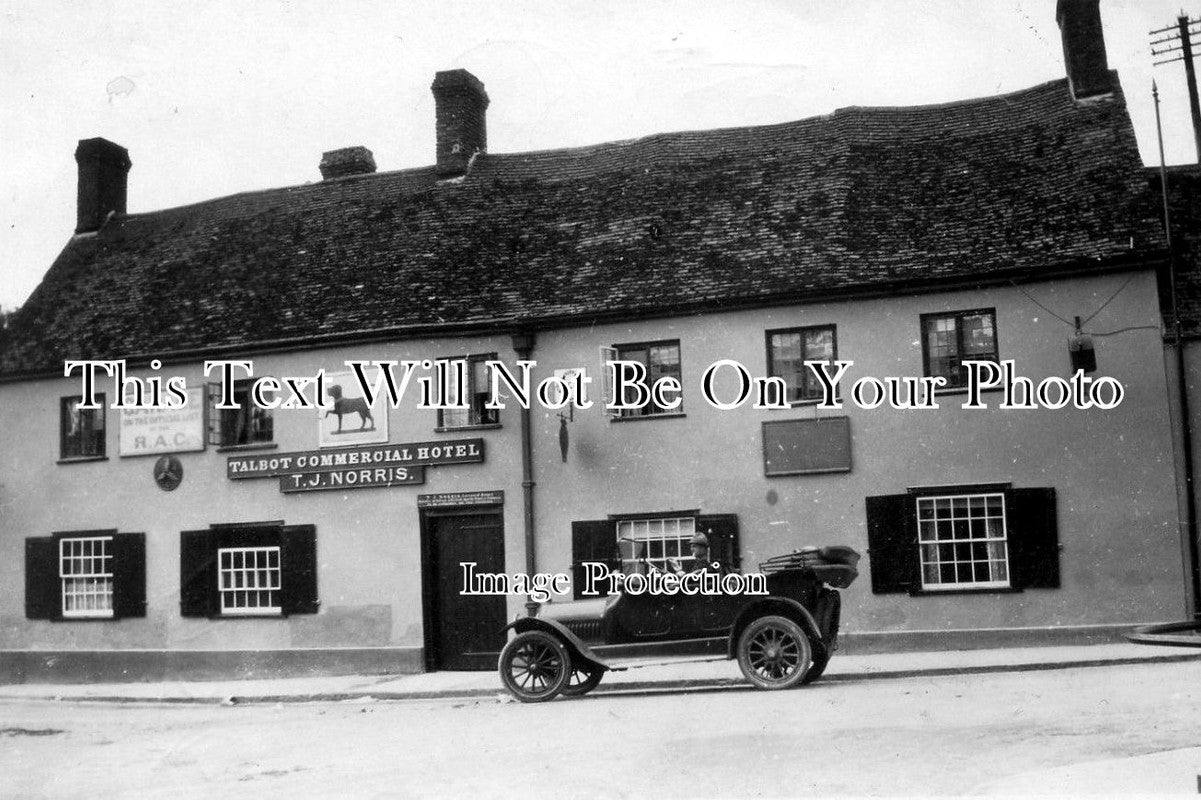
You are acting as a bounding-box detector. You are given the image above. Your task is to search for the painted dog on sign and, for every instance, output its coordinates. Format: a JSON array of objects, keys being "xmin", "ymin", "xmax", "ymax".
[{"xmin": 326, "ymin": 384, "xmax": 374, "ymax": 432}]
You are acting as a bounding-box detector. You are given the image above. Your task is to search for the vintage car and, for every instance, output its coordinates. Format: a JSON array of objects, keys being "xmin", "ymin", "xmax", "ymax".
[{"xmin": 497, "ymin": 544, "xmax": 860, "ymax": 702}]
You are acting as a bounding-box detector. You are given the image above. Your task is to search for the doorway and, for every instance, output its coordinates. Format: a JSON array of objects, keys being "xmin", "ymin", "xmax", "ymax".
[{"xmin": 422, "ymin": 510, "xmax": 507, "ymax": 671}]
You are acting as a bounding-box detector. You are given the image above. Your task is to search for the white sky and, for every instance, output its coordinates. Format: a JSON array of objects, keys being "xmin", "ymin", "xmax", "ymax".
[{"xmin": 1, "ymin": 1, "xmax": 1197, "ymax": 311}]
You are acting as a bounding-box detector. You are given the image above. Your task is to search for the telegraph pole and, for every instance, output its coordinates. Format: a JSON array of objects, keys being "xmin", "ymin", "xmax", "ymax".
[{"xmin": 1151, "ymin": 13, "xmax": 1201, "ymax": 162}]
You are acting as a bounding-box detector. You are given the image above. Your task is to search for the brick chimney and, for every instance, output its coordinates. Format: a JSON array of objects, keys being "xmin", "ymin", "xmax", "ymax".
[
  {"xmin": 319, "ymin": 146, "xmax": 377, "ymax": 180},
  {"xmin": 74, "ymin": 137, "xmax": 131, "ymax": 233},
  {"xmin": 431, "ymin": 69, "xmax": 489, "ymax": 176},
  {"xmin": 1056, "ymin": 0, "xmax": 1112, "ymax": 100}
]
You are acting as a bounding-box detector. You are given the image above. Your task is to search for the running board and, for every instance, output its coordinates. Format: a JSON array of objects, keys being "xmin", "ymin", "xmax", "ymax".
[{"xmin": 591, "ymin": 636, "xmax": 728, "ymax": 667}]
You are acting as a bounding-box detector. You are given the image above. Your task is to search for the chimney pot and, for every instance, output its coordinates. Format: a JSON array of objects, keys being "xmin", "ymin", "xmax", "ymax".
[
  {"xmin": 431, "ymin": 69, "xmax": 489, "ymax": 176},
  {"xmin": 74, "ymin": 137, "xmax": 131, "ymax": 233},
  {"xmin": 319, "ymin": 146, "xmax": 377, "ymax": 180},
  {"xmin": 1056, "ymin": 0, "xmax": 1112, "ymax": 100}
]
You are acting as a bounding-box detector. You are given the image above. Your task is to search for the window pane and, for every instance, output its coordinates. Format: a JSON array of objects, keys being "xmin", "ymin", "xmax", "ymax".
[
  {"xmin": 916, "ymin": 493, "xmax": 1010, "ymax": 591},
  {"xmin": 218, "ymin": 546, "xmax": 282, "ymax": 614},
  {"xmin": 769, "ymin": 332, "xmax": 804, "ymax": 402},
  {"xmin": 616, "ymin": 342, "xmax": 680, "ymax": 417}
]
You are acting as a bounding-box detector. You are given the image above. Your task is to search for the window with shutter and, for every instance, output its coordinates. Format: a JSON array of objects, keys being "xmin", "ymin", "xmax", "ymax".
[
  {"xmin": 25, "ymin": 537, "xmax": 60, "ymax": 620},
  {"xmin": 25, "ymin": 530, "xmax": 145, "ymax": 620},
  {"xmin": 111, "ymin": 533, "xmax": 147, "ymax": 618},
  {"xmin": 865, "ymin": 494, "xmax": 916, "ymax": 594},
  {"xmin": 180, "ymin": 529, "xmax": 217, "ymax": 617},
  {"xmin": 180, "ymin": 523, "xmax": 320, "ymax": 618},
  {"xmin": 281, "ymin": 524, "xmax": 320, "ymax": 614},
  {"xmin": 865, "ymin": 486, "xmax": 1059, "ymax": 595},
  {"xmin": 571, "ymin": 520, "xmax": 619, "ymax": 598},
  {"xmin": 1007, "ymin": 488, "xmax": 1060, "ymax": 589}
]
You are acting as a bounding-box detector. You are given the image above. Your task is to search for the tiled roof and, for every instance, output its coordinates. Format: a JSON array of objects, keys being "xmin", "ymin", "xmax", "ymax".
[
  {"xmin": 1152, "ymin": 165, "xmax": 1201, "ymax": 335},
  {"xmin": 0, "ymin": 76, "xmax": 1163, "ymax": 376}
]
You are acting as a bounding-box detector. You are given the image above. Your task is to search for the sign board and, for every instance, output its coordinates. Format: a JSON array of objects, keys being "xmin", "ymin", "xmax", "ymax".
[
  {"xmin": 228, "ymin": 438, "xmax": 484, "ymax": 479},
  {"xmin": 119, "ymin": 387, "xmax": 205, "ymax": 457},
  {"xmin": 417, "ymin": 490, "xmax": 505, "ymax": 509},
  {"xmin": 318, "ymin": 368, "xmax": 389, "ymax": 448},
  {"xmin": 280, "ymin": 465, "xmax": 425, "ymax": 493},
  {"xmin": 762, "ymin": 417, "xmax": 852, "ymax": 476}
]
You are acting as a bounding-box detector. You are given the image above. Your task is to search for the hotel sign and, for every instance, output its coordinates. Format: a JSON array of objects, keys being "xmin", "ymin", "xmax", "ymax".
[
  {"xmin": 227, "ymin": 438, "xmax": 484, "ymax": 480},
  {"xmin": 119, "ymin": 387, "xmax": 206, "ymax": 457},
  {"xmin": 280, "ymin": 465, "xmax": 426, "ymax": 493}
]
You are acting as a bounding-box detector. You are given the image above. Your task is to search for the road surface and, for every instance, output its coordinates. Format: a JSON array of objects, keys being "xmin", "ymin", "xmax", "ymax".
[{"xmin": 3, "ymin": 660, "xmax": 1200, "ymax": 797}]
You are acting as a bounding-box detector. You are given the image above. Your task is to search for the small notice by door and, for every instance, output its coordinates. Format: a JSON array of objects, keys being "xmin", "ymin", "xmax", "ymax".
[{"xmin": 417, "ymin": 490, "xmax": 504, "ymax": 509}]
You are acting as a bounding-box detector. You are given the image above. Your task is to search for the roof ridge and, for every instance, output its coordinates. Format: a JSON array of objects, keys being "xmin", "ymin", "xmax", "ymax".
[
  {"xmin": 113, "ymin": 76, "xmax": 1086, "ymax": 224},
  {"xmin": 830, "ymin": 76, "xmax": 1073, "ymax": 116}
]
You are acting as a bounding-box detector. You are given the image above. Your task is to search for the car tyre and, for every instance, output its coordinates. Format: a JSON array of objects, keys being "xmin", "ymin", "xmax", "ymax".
[
  {"xmin": 560, "ymin": 666, "xmax": 604, "ymax": 697},
  {"xmin": 801, "ymin": 652, "xmax": 829, "ymax": 685},
  {"xmin": 498, "ymin": 631, "xmax": 572, "ymax": 702},
  {"xmin": 737, "ymin": 615, "xmax": 812, "ymax": 690}
]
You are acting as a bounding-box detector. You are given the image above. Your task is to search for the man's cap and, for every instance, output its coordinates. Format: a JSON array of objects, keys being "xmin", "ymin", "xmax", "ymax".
[{"xmin": 690, "ymin": 532, "xmax": 710, "ymax": 547}]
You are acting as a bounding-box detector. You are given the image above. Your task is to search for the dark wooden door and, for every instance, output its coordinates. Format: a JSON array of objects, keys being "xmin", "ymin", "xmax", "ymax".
[{"xmin": 427, "ymin": 513, "xmax": 507, "ymax": 671}]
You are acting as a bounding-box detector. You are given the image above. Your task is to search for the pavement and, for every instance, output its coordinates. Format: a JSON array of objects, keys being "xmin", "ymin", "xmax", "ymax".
[{"xmin": 0, "ymin": 641, "xmax": 1197, "ymax": 705}]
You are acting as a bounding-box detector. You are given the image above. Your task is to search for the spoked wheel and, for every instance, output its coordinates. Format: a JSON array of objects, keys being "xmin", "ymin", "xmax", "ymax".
[
  {"xmin": 737, "ymin": 615, "xmax": 812, "ymax": 690},
  {"xmin": 560, "ymin": 666, "xmax": 604, "ymax": 697},
  {"xmin": 498, "ymin": 631, "xmax": 572, "ymax": 702}
]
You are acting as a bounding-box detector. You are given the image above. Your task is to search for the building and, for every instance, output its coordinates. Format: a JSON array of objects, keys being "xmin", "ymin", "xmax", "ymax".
[{"xmin": 0, "ymin": 0, "xmax": 1192, "ymax": 682}]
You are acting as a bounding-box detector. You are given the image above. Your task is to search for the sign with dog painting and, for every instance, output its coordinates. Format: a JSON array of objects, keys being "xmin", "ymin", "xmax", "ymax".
[
  {"xmin": 118, "ymin": 386, "xmax": 205, "ymax": 456},
  {"xmin": 319, "ymin": 368, "xmax": 388, "ymax": 447}
]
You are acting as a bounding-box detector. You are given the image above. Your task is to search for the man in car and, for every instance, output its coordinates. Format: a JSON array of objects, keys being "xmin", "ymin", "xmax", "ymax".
[{"xmin": 668, "ymin": 531, "xmax": 729, "ymax": 576}]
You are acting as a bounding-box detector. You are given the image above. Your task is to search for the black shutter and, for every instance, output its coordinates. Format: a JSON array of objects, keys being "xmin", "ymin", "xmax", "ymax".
[
  {"xmin": 25, "ymin": 537, "xmax": 60, "ymax": 620},
  {"xmin": 1008, "ymin": 488, "xmax": 1060, "ymax": 589},
  {"xmin": 180, "ymin": 529, "xmax": 217, "ymax": 617},
  {"xmin": 865, "ymin": 494, "xmax": 915, "ymax": 594},
  {"xmin": 112, "ymin": 533, "xmax": 147, "ymax": 619},
  {"xmin": 281, "ymin": 524, "xmax": 319, "ymax": 615},
  {"xmin": 571, "ymin": 520, "xmax": 618, "ymax": 599},
  {"xmin": 696, "ymin": 514, "xmax": 740, "ymax": 570}
]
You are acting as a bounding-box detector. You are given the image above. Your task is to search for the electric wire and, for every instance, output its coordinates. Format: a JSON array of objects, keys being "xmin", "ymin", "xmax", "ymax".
[{"xmin": 1009, "ymin": 276, "xmax": 1145, "ymax": 335}]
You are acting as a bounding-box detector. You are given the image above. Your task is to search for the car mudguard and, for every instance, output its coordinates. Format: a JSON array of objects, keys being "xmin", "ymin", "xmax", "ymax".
[
  {"xmin": 503, "ymin": 617, "xmax": 611, "ymax": 673},
  {"xmin": 727, "ymin": 596, "xmax": 828, "ymax": 662}
]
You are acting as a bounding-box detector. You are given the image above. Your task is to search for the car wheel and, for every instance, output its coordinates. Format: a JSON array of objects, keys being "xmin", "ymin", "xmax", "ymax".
[
  {"xmin": 560, "ymin": 666, "xmax": 604, "ymax": 697},
  {"xmin": 737, "ymin": 615, "xmax": 812, "ymax": 690},
  {"xmin": 498, "ymin": 631, "xmax": 572, "ymax": 702},
  {"xmin": 801, "ymin": 652, "xmax": 829, "ymax": 685}
]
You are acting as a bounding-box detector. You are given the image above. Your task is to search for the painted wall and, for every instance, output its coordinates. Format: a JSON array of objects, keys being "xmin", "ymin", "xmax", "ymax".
[
  {"xmin": 0, "ymin": 267, "xmax": 1186, "ymax": 663},
  {"xmin": 0, "ymin": 334, "xmax": 529, "ymax": 655},
  {"xmin": 528, "ymin": 269, "xmax": 1187, "ymax": 636}
]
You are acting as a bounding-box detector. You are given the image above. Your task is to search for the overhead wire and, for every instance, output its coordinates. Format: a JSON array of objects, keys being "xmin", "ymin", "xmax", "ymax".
[{"xmin": 1009, "ymin": 276, "xmax": 1151, "ymax": 334}]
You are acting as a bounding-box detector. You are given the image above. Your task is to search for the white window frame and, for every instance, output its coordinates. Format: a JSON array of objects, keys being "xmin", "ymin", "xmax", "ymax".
[
  {"xmin": 218, "ymin": 545, "xmax": 282, "ymax": 616},
  {"xmin": 617, "ymin": 517, "xmax": 696, "ymax": 575},
  {"xmin": 60, "ymin": 536, "xmax": 114, "ymax": 618},
  {"xmin": 916, "ymin": 492, "xmax": 1010, "ymax": 590}
]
